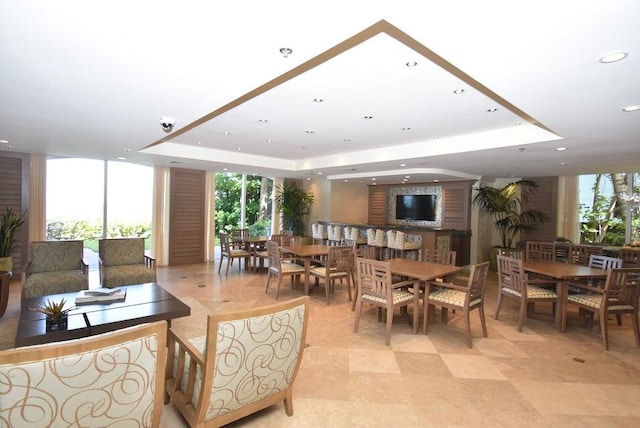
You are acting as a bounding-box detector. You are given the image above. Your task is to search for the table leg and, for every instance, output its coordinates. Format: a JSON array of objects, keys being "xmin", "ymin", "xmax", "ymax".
[{"xmin": 304, "ymin": 258, "xmax": 311, "ymax": 295}]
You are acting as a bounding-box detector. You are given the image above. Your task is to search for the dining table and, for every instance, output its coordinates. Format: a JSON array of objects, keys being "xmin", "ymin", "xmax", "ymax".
[
  {"xmin": 239, "ymin": 236, "xmax": 268, "ymax": 271},
  {"xmin": 522, "ymin": 260, "xmax": 608, "ymax": 332},
  {"xmin": 387, "ymin": 258, "xmax": 464, "ymax": 333},
  {"xmin": 280, "ymin": 244, "xmax": 330, "ymax": 295}
]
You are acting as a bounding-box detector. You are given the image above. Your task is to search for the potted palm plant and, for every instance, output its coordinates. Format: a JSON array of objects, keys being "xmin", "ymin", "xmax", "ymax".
[
  {"xmin": 274, "ymin": 182, "xmax": 315, "ymax": 239},
  {"xmin": 472, "ymin": 180, "xmax": 550, "ymax": 270},
  {"xmin": 0, "ymin": 207, "xmax": 26, "ymax": 273}
]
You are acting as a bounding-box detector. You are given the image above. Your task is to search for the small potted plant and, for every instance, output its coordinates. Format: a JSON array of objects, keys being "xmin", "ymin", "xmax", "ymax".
[{"xmin": 31, "ymin": 298, "xmax": 72, "ymax": 331}]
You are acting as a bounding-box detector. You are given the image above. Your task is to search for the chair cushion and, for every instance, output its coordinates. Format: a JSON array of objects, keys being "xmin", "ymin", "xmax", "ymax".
[
  {"xmin": 309, "ymin": 266, "xmax": 348, "ymax": 279},
  {"xmin": 228, "ymin": 249, "xmax": 251, "ymax": 257},
  {"xmin": 362, "ymin": 289, "xmax": 414, "ymax": 305},
  {"xmin": 503, "ymin": 285, "xmax": 557, "ymax": 299},
  {"xmin": 22, "ymin": 270, "xmax": 87, "ymax": 299},
  {"xmin": 280, "ymin": 262, "xmax": 305, "ymax": 273},
  {"xmin": 429, "ymin": 289, "xmax": 480, "ymax": 307},
  {"xmin": 28, "ymin": 241, "xmax": 83, "ymax": 273},
  {"xmin": 103, "ymin": 265, "xmax": 157, "ymax": 287},
  {"xmin": 566, "ymin": 294, "xmax": 633, "ymax": 311}
]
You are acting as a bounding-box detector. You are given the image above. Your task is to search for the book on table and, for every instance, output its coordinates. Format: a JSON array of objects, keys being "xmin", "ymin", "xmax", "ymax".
[{"xmin": 75, "ymin": 288, "xmax": 127, "ymax": 305}]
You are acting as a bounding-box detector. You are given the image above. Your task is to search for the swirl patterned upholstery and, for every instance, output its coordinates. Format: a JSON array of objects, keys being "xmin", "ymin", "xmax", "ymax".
[
  {"xmin": 21, "ymin": 240, "xmax": 89, "ymax": 300},
  {"xmin": 99, "ymin": 238, "xmax": 156, "ymax": 287},
  {"xmin": 0, "ymin": 321, "xmax": 167, "ymax": 427},
  {"xmin": 166, "ymin": 296, "xmax": 310, "ymax": 427}
]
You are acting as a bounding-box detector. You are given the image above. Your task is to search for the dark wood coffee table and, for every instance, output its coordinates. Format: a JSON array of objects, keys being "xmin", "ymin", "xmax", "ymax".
[{"xmin": 15, "ymin": 282, "xmax": 191, "ymax": 347}]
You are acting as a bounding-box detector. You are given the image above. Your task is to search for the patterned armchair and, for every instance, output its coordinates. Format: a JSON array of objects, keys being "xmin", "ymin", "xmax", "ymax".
[
  {"xmin": 0, "ymin": 321, "xmax": 167, "ymax": 427},
  {"xmin": 166, "ymin": 296, "xmax": 310, "ymax": 427},
  {"xmin": 99, "ymin": 238, "xmax": 156, "ymax": 287},
  {"xmin": 21, "ymin": 240, "xmax": 89, "ymax": 300}
]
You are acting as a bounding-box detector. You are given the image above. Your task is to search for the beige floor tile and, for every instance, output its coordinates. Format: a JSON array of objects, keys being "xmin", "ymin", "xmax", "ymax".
[
  {"xmin": 349, "ymin": 348, "xmax": 400, "ymax": 374},
  {"xmin": 440, "ymin": 354, "xmax": 507, "ymax": 380}
]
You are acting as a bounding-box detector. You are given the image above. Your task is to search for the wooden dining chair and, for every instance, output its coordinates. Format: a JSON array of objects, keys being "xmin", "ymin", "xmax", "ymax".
[
  {"xmin": 264, "ymin": 241, "xmax": 305, "ymax": 299},
  {"xmin": 568, "ymin": 244, "xmax": 603, "ymax": 266},
  {"xmin": 525, "ymin": 241, "xmax": 556, "ymax": 262},
  {"xmin": 423, "ymin": 248, "xmax": 457, "ymax": 265},
  {"xmin": 353, "ymin": 257, "xmax": 418, "ymax": 345},
  {"xmin": 563, "ymin": 268, "xmax": 640, "ymax": 350},
  {"xmin": 309, "ymin": 245, "xmax": 355, "ymax": 304},
  {"xmin": 218, "ymin": 232, "xmax": 251, "ymax": 276},
  {"xmin": 423, "ymin": 262, "xmax": 490, "ymax": 348},
  {"xmin": 495, "ymin": 255, "xmax": 560, "ymax": 332}
]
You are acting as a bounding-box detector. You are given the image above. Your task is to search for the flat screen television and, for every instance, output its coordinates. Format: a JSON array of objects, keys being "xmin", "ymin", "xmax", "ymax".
[{"xmin": 395, "ymin": 194, "xmax": 436, "ymax": 221}]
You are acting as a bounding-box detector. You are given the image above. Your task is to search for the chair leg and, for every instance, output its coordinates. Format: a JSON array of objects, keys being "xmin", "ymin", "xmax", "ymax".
[
  {"xmin": 631, "ymin": 312, "xmax": 640, "ymax": 347},
  {"xmin": 265, "ymin": 272, "xmax": 272, "ymax": 293},
  {"xmin": 600, "ymin": 310, "xmax": 609, "ymax": 350},
  {"xmin": 464, "ymin": 311, "xmax": 473, "ymax": 348},
  {"xmin": 479, "ymin": 305, "xmax": 488, "ymax": 338},
  {"xmin": 517, "ymin": 298, "xmax": 527, "ymax": 332},
  {"xmin": 494, "ymin": 292, "xmax": 504, "ymax": 319},
  {"xmin": 275, "ymin": 277, "xmax": 282, "ymax": 300},
  {"xmin": 353, "ymin": 300, "xmax": 363, "ymax": 333},
  {"xmin": 385, "ymin": 305, "xmax": 394, "ymax": 345},
  {"xmin": 284, "ymin": 388, "xmax": 294, "ymax": 416},
  {"xmin": 325, "ymin": 277, "xmax": 331, "ymax": 305},
  {"xmin": 423, "ymin": 298, "xmax": 430, "ymax": 335},
  {"xmin": 225, "ymin": 257, "xmax": 231, "ymax": 276},
  {"xmin": 218, "ymin": 256, "xmax": 224, "ymax": 273}
]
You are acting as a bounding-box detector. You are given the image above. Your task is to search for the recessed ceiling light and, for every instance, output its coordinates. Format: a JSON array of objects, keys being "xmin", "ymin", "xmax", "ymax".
[
  {"xmin": 372, "ymin": 182, "xmax": 377, "ymax": 186},
  {"xmin": 405, "ymin": 176, "xmax": 410, "ymax": 179},
  {"xmin": 301, "ymin": 146, "xmax": 308, "ymax": 149},
  {"xmin": 344, "ymin": 139, "xmax": 351, "ymax": 143},
  {"xmin": 265, "ymin": 139, "xmax": 272, "ymax": 143},
  {"xmin": 556, "ymin": 147, "xmax": 567, "ymax": 151},
  {"xmin": 258, "ymin": 119, "xmax": 269, "ymax": 123},
  {"xmin": 487, "ymin": 108, "xmax": 498, "ymax": 112},
  {"xmin": 371, "ymin": 178, "xmax": 376, "ymax": 181},
  {"xmin": 313, "ymin": 98, "xmax": 324, "ymax": 103},
  {"xmin": 223, "ymin": 131, "xmax": 231, "ymax": 135},
  {"xmin": 402, "ymin": 127, "xmax": 411, "ymax": 131},
  {"xmin": 405, "ymin": 61, "xmax": 418, "ymax": 67},
  {"xmin": 599, "ymin": 52, "xmax": 628, "ymax": 63},
  {"xmin": 124, "ymin": 148, "xmax": 130, "ymax": 152},
  {"xmin": 433, "ymin": 179, "xmax": 439, "ymax": 183},
  {"xmin": 559, "ymin": 162, "xmax": 568, "ymax": 166},
  {"xmin": 514, "ymin": 122, "xmax": 522, "ymax": 126},
  {"xmin": 305, "ymin": 130, "xmax": 314, "ymax": 134},
  {"xmin": 279, "ymin": 47, "xmax": 292, "ymax": 58},
  {"xmin": 237, "ymin": 147, "xmax": 241, "ymax": 151},
  {"xmin": 117, "ymin": 156, "xmax": 126, "ymax": 160},
  {"xmin": 316, "ymin": 172, "xmax": 323, "ymax": 175},
  {"xmin": 306, "ymin": 177, "xmax": 311, "ymax": 181},
  {"xmin": 344, "ymin": 180, "xmax": 348, "ymax": 182},
  {"xmin": 223, "ymin": 168, "xmax": 228, "ymax": 171},
  {"xmin": 400, "ymin": 163, "xmax": 406, "ymax": 167},
  {"xmin": 622, "ymin": 105, "xmax": 640, "ymax": 112},
  {"xmin": 0, "ymin": 140, "xmax": 8, "ymax": 144},
  {"xmin": 453, "ymin": 89, "xmax": 464, "ymax": 94},
  {"xmin": 363, "ymin": 115, "xmax": 373, "ymax": 119}
]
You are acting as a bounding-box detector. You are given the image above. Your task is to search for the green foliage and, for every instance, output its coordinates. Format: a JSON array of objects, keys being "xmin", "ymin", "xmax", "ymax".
[
  {"xmin": 472, "ymin": 180, "xmax": 550, "ymax": 248},
  {"xmin": 0, "ymin": 207, "xmax": 26, "ymax": 258},
  {"xmin": 580, "ymin": 173, "xmax": 639, "ymax": 245},
  {"xmin": 274, "ymin": 182, "xmax": 315, "ymax": 237},
  {"xmin": 249, "ymin": 219, "xmax": 270, "ymax": 236},
  {"xmin": 214, "ymin": 173, "xmax": 264, "ymax": 235},
  {"xmin": 30, "ymin": 298, "xmax": 70, "ymax": 319}
]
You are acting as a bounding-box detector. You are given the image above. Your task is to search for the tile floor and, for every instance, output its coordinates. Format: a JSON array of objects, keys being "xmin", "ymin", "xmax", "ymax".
[{"xmin": 2, "ymin": 259, "xmax": 640, "ymax": 427}]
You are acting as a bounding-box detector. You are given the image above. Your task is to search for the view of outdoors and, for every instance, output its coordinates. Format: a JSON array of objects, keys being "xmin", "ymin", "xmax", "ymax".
[
  {"xmin": 579, "ymin": 172, "xmax": 639, "ymax": 245},
  {"xmin": 46, "ymin": 158, "xmax": 153, "ymax": 253}
]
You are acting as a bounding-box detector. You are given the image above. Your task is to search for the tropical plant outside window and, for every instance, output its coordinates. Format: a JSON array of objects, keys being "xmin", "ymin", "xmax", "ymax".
[
  {"xmin": 215, "ymin": 173, "xmax": 272, "ymax": 237},
  {"xmin": 580, "ymin": 172, "xmax": 639, "ymax": 245}
]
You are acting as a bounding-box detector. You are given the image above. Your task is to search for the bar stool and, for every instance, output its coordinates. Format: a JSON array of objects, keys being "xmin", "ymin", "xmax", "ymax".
[
  {"xmin": 327, "ymin": 225, "xmax": 343, "ymax": 246},
  {"xmin": 366, "ymin": 228, "xmax": 387, "ymax": 260},
  {"xmin": 344, "ymin": 227, "xmax": 366, "ymax": 248},
  {"xmin": 312, "ymin": 223, "xmax": 328, "ymax": 245},
  {"xmin": 387, "ymin": 230, "xmax": 421, "ymax": 260}
]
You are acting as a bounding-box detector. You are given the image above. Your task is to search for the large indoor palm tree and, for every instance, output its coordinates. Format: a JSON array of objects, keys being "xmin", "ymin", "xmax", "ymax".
[
  {"xmin": 274, "ymin": 182, "xmax": 315, "ymax": 237},
  {"xmin": 472, "ymin": 180, "xmax": 550, "ymax": 249}
]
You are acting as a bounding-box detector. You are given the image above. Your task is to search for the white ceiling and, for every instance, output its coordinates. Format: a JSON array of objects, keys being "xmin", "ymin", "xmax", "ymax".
[{"xmin": 1, "ymin": 1, "xmax": 639, "ymax": 185}]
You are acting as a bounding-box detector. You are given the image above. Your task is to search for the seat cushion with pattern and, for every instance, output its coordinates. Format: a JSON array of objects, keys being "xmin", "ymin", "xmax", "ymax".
[
  {"xmin": 22, "ymin": 271, "xmax": 88, "ymax": 299},
  {"xmin": 428, "ymin": 289, "xmax": 481, "ymax": 307},
  {"xmin": 361, "ymin": 289, "xmax": 414, "ymax": 305},
  {"xmin": 503, "ymin": 285, "xmax": 558, "ymax": 299}
]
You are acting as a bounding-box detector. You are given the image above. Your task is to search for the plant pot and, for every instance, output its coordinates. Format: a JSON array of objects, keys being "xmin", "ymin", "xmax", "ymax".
[
  {"xmin": 0, "ymin": 257, "xmax": 12, "ymax": 274},
  {"xmin": 45, "ymin": 314, "xmax": 68, "ymax": 332}
]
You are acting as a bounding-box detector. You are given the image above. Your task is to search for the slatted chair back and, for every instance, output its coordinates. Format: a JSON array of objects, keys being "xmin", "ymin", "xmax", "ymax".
[
  {"xmin": 423, "ymin": 248, "xmax": 457, "ymax": 265},
  {"xmin": 569, "ymin": 245, "xmax": 604, "ymax": 265},
  {"xmin": 588, "ymin": 254, "xmax": 623, "ymax": 271},
  {"xmin": 526, "ymin": 241, "xmax": 556, "ymax": 262}
]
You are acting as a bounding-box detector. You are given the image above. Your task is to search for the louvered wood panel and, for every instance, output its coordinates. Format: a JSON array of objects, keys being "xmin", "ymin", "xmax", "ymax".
[
  {"xmin": 169, "ymin": 168, "xmax": 205, "ymax": 265},
  {"xmin": 441, "ymin": 181, "xmax": 472, "ymax": 230},
  {"xmin": 367, "ymin": 186, "xmax": 387, "ymax": 225},
  {"xmin": 520, "ymin": 176, "xmax": 557, "ymax": 242},
  {"xmin": 0, "ymin": 156, "xmax": 25, "ymax": 275}
]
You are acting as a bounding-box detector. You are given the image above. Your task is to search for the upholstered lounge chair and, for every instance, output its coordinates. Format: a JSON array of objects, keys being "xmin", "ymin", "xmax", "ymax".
[
  {"xmin": 0, "ymin": 321, "xmax": 167, "ymax": 427},
  {"xmin": 22, "ymin": 240, "xmax": 89, "ymax": 299},
  {"xmin": 165, "ymin": 296, "xmax": 310, "ymax": 427},
  {"xmin": 99, "ymin": 237, "xmax": 156, "ymax": 287}
]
